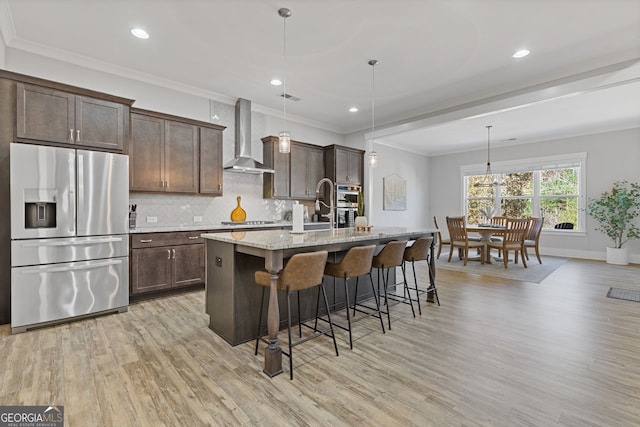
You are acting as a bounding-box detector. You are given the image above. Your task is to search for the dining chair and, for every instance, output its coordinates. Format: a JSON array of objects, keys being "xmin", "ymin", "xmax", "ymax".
[
  {"xmin": 487, "ymin": 218, "xmax": 530, "ymax": 268},
  {"xmin": 489, "ymin": 216, "xmax": 508, "ymax": 227},
  {"xmin": 488, "ymin": 215, "xmax": 507, "ymax": 256},
  {"xmin": 433, "ymin": 216, "xmax": 450, "ymax": 259},
  {"xmin": 446, "ymin": 216, "xmax": 486, "ymax": 266},
  {"xmin": 524, "ymin": 216, "xmax": 544, "ymax": 264}
]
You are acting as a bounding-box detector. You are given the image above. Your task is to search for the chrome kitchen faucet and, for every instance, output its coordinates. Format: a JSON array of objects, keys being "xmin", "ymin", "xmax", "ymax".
[{"xmin": 315, "ymin": 178, "xmax": 335, "ymax": 230}]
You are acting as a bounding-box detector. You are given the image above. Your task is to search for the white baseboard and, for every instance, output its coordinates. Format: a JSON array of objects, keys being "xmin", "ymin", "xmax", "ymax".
[{"xmin": 540, "ymin": 247, "xmax": 640, "ymax": 265}]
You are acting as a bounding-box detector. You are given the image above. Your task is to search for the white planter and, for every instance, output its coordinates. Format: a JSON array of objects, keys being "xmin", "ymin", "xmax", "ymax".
[
  {"xmin": 606, "ymin": 247, "xmax": 629, "ymax": 265},
  {"xmin": 354, "ymin": 216, "xmax": 368, "ymax": 228}
]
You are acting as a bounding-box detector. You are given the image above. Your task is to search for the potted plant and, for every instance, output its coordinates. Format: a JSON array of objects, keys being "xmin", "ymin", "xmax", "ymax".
[
  {"xmin": 587, "ymin": 180, "xmax": 640, "ymax": 265},
  {"xmin": 355, "ymin": 189, "xmax": 367, "ymax": 228}
]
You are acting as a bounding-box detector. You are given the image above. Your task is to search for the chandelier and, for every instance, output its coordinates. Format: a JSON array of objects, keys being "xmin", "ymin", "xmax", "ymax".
[{"xmin": 474, "ymin": 125, "xmax": 503, "ymax": 188}]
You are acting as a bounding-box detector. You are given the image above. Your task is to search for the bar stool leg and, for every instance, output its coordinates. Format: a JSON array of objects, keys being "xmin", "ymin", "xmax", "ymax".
[
  {"xmin": 403, "ymin": 260, "xmax": 422, "ymax": 315},
  {"xmin": 321, "ymin": 284, "xmax": 339, "ymax": 356},
  {"xmin": 297, "ymin": 291, "xmax": 302, "ymax": 338},
  {"xmin": 255, "ymin": 286, "xmax": 267, "ymax": 355},
  {"xmin": 286, "ymin": 290, "xmax": 294, "ymax": 380},
  {"xmin": 368, "ymin": 272, "xmax": 386, "ymax": 334},
  {"xmin": 426, "ymin": 257, "xmax": 441, "ymax": 306},
  {"xmin": 343, "ymin": 273, "xmax": 353, "ymax": 350},
  {"xmin": 352, "ymin": 276, "xmax": 359, "ymax": 317},
  {"xmin": 401, "ymin": 262, "xmax": 416, "ymax": 318},
  {"xmin": 382, "ymin": 265, "xmax": 391, "ymax": 330}
]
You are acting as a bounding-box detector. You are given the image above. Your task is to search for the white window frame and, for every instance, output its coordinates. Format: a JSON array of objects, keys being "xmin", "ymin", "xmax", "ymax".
[{"xmin": 460, "ymin": 152, "xmax": 587, "ymax": 232}]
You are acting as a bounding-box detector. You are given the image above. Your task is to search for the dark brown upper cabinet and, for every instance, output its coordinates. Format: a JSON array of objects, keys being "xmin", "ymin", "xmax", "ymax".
[
  {"xmin": 290, "ymin": 142, "xmax": 324, "ymax": 199},
  {"xmin": 324, "ymin": 145, "xmax": 364, "ymax": 185},
  {"xmin": 199, "ymin": 127, "xmax": 223, "ymax": 196},
  {"xmin": 129, "ymin": 109, "xmax": 225, "ymax": 195},
  {"xmin": 262, "ymin": 135, "xmax": 291, "ymax": 199},
  {"xmin": 16, "ymin": 82, "xmax": 127, "ymax": 151}
]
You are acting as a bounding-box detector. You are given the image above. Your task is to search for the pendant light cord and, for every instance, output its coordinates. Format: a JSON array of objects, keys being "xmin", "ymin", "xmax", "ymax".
[
  {"xmin": 371, "ymin": 62, "xmax": 375, "ymax": 134},
  {"xmin": 282, "ymin": 13, "xmax": 287, "ymax": 131},
  {"xmin": 486, "ymin": 125, "xmax": 492, "ymax": 167}
]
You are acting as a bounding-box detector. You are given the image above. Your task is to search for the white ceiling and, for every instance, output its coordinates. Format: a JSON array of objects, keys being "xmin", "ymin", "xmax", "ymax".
[{"xmin": 2, "ymin": 0, "xmax": 639, "ymax": 155}]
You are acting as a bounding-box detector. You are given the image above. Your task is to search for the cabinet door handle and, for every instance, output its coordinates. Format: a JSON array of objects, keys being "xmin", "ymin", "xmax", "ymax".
[
  {"xmin": 218, "ymin": 184, "xmax": 222, "ymax": 191},
  {"xmin": 188, "ymin": 236, "xmax": 199, "ymax": 240},
  {"xmin": 167, "ymin": 249, "xmax": 171, "ymax": 259},
  {"xmin": 172, "ymin": 249, "xmax": 176, "ymax": 259},
  {"xmin": 76, "ymin": 129, "xmax": 81, "ymax": 141},
  {"xmin": 69, "ymin": 129, "xmax": 74, "ymax": 142},
  {"xmin": 139, "ymin": 239, "xmax": 153, "ymax": 243},
  {"xmin": 165, "ymin": 180, "xmax": 169, "ymax": 189}
]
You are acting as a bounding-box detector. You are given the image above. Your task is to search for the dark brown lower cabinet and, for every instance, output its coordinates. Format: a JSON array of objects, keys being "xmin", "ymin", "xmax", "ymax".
[{"xmin": 130, "ymin": 232, "xmax": 205, "ymax": 296}]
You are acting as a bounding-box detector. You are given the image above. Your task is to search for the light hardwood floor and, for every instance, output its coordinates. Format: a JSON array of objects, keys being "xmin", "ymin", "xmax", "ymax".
[{"xmin": 1, "ymin": 258, "xmax": 640, "ymax": 426}]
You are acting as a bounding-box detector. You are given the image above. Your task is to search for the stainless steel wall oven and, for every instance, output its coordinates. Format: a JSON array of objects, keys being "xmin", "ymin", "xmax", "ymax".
[{"xmin": 336, "ymin": 184, "xmax": 360, "ymax": 228}]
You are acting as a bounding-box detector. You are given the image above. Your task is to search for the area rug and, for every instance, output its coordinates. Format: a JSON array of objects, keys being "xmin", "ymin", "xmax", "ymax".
[
  {"xmin": 436, "ymin": 252, "xmax": 566, "ymax": 284},
  {"xmin": 606, "ymin": 287, "xmax": 640, "ymax": 302}
]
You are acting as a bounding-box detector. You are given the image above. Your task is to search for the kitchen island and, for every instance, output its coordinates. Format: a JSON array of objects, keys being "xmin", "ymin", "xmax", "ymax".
[{"xmin": 202, "ymin": 226, "xmax": 437, "ymax": 377}]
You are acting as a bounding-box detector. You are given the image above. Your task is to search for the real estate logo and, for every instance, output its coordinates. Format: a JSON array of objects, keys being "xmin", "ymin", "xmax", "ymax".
[{"xmin": 0, "ymin": 406, "xmax": 64, "ymax": 427}]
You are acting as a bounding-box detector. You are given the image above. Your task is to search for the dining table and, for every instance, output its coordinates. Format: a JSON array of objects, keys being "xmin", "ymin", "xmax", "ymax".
[{"xmin": 465, "ymin": 224, "xmax": 505, "ymax": 264}]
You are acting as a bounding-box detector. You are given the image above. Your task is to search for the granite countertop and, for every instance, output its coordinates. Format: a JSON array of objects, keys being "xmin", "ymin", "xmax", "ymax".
[
  {"xmin": 129, "ymin": 221, "xmax": 329, "ymax": 234},
  {"xmin": 201, "ymin": 226, "xmax": 438, "ymax": 251}
]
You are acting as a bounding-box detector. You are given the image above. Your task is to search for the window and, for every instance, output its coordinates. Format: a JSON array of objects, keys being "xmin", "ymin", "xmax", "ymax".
[{"xmin": 462, "ymin": 154, "xmax": 586, "ymax": 230}]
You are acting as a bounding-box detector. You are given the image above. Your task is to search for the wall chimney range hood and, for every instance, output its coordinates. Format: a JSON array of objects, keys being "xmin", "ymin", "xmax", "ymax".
[{"xmin": 223, "ymin": 98, "xmax": 274, "ymax": 174}]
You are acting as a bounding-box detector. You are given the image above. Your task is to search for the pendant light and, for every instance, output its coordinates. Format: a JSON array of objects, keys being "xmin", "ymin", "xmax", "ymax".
[
  {"xmin": 474, "ymin": 125, "xmax": 503, "ymax": 188},
  {"xmin": 368, "ymin": 59, "xmax": 378, "ymax": 168},
  {"xmin": 278, "ymin": 8, "xmax": 292, "ymax": 153}
]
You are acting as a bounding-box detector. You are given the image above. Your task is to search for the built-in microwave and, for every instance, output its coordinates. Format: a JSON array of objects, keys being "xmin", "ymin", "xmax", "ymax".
[{"xmin": 336, "ymin": 184, "xmax": 360, "ymax": 208}]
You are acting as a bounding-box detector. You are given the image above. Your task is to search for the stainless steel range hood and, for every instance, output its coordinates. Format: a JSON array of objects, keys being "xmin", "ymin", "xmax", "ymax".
[{"xmin": 223, "ymin": 98, "xmax": 274, "ymax": 174}]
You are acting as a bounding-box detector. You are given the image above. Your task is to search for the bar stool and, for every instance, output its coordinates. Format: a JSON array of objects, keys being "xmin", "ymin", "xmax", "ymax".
[
  {"xmin": 370, "ymin": 240, "xmax": 412, "ymax": 330},
  {"xmin": 254, "ymin": 250, "xmax": 338, "ymax": 380},
  {"xmin": 321, "ymin": 245, "xmax": 383, "ymax": 350},
  {"xmin": 403, "ymin": 236, "xmax": 439, "ymax": 314}
]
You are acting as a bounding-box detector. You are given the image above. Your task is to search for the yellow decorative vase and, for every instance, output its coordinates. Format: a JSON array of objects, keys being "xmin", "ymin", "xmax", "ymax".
[{"xmin": 231, "ymin": 196, "xmax": 247, "ymax": 222}]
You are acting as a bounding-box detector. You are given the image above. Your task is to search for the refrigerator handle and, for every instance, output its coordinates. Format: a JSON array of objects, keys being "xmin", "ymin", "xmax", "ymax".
[
  {"xmin": 77, "ymin": 153, "xmax": 85, "ymax": 231},
  {"xmin": 20, "ymin": 259, "xmax": 123, "ymax": 274},
  {"xmin": 20, "ymin": 236, "xmax": 124, "ymax": 248}
]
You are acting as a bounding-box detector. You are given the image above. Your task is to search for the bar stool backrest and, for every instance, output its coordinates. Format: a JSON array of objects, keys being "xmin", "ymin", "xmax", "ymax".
[
  {"xmin": 281, "ymin": 251, "xmax": 328, "ymax": 291},
  {"xmin": 372, "ymin": 240, "xmax": 408, "ymax": 269},
  {"xmin": 404, "ymin": 236, "xmax": 433, "ymax": 262},
  {"xmin": 330, "ymin": 245, "xmax": 376, "ymax": 278}
]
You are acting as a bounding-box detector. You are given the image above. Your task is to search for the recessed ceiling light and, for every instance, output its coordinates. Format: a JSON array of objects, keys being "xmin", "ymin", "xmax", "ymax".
[
  {"xmin": 512, "ymin": 49, "xmax": 530, "ymax": 58},
  {"xmin": 131, "ymin": 28, "xmax": 149, "ymax": 39},
  {"xmin": 270, "ymin": 79, "xmax": 282, "ymax": 86},
  {"xmin": 349, "ymin": 107, "xmax": 359, "ymax": 113}
]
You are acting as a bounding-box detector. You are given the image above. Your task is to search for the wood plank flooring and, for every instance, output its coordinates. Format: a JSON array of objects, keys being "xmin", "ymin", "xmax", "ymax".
[{"xmin": 1, "ymin": 258, "xmax": 640, "ymax": 426}]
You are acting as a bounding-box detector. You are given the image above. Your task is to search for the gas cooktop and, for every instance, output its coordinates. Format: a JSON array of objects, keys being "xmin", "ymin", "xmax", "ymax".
[{"xmin": 220, "ymin": 221, "xmax": 276, "ymax": 225}]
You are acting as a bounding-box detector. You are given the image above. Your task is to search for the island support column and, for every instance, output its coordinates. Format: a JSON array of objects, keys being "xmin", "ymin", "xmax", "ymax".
[{"xmin": 263, "ymin": 250, "xmax": 284, "ymax": 377}]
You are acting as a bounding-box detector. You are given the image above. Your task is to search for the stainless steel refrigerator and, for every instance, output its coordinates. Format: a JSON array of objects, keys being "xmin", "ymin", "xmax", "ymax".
[{"xmin": 10, "ymin": 143, "xmax": 129, "ymax": 333}]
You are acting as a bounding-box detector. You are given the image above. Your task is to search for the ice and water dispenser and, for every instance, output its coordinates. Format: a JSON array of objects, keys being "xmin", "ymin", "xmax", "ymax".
[{"xmin": 23, "ymin": 190, "xmax": 57, "ymax": 229}]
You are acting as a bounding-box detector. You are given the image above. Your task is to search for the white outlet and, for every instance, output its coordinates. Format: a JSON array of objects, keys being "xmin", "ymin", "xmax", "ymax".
[
  {"xmin": 146, "ymin": 216, "xmax": 158, "ymax": 223},
  {"xmin": 193, "ymin": 216, "xmax": 203, "ymax": 222}
]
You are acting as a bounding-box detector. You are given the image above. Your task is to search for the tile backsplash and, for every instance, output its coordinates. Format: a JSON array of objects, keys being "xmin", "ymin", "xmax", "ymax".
[{"xmin": 129, "ymin": 173, "xmax": 294, "ymax": 229}]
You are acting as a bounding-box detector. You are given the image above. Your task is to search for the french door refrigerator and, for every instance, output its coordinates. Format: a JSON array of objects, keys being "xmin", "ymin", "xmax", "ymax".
[{"xmin": 10, "ymin": 143, "xmax": 129, "ymax": 333}]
